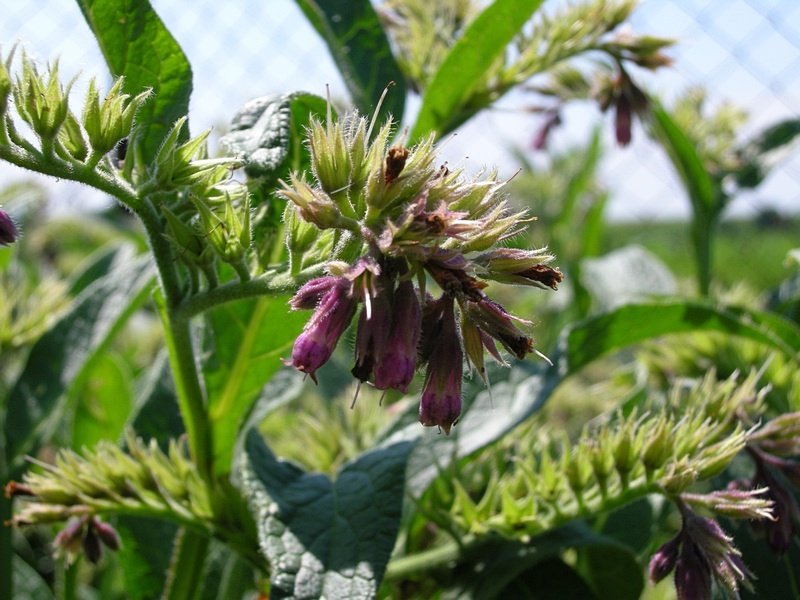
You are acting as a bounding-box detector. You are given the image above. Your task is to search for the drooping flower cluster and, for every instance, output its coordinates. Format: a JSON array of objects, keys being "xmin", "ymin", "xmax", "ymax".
[
  {"xmin": 281, "ymin": 109, "xmax": 561, "ymax": 433},
  {"xmin": 649, "ymin": 497, "xmax": 760, "ymax": 600}
]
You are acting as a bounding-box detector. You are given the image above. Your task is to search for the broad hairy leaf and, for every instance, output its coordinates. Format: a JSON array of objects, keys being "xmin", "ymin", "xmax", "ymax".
[
  {"xmin": 410, "ymin": 0, "xmax": 544, "ymax": 141},
  {"xmin": 204, "ymin": 296, "xmax": 307, "ymax": 477},
  {"xmin": 4, "ymin": 244, "xmax": 154, "ymax": 475},
  {"xmin": 293, "ymin": 0, "xmax": 406, "ymax": 126},
  {"xmin": 237, "ymin": 428, "xmax": 414, "ymax": 599},
  {"xmin": 649, "ymin": 105, "xmax": 720, "ymax": 218},
  {"xmin": 221, "ymin": 92, "xmax": 328, "ymax": 181},
  {"xmin": 75, "ymin": 0, "xmax": 193, "ymax": 162}
]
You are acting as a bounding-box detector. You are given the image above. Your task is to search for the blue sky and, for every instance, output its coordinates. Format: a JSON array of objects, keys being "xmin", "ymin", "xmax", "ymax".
[{"xmin": 2, "ymin": 1, "xmax": 799, "ymax": 221}]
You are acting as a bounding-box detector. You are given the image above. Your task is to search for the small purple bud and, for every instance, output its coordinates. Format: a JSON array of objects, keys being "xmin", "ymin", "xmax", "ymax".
[
  {"xmin": 649, "ymin": 534, "xmax": 681, "ymax": 584},
  {"xmin": 289, "ymin": 276, "xmax": 339, "ymax": 310},
  {"xmin": 92, "ymin": 517, "xmax": 122, "ymax": 552},
  {"xmin": 615, "ymin": 93, "xmax": 633, "ymax": 147},
  {"xmin": 287, "ymin": 277, "xmax": 357, "ymax": 383},
  {"xmin": 0, "ymin": 209, "xmax": 19, "ymax": 246},
  {"xmin": 54, "ymin": 514, "xmax": 90, "ymax": 564},
  {"xmin": 374, "ymin": 279, "xmax": 422, "ymax": 392},
  {"xmin": 419, "ymin": 297, "xmax": 462, "ymax": 434},
  {"xmin": 531, "ymin": 109, "xmax": 561, "ymax": 151},
  {"xmin": 82, "ymin": 527, "xmax": 103, "ymax": 564}
]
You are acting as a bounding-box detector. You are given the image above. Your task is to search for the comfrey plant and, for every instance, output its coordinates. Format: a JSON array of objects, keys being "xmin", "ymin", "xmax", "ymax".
[{"xmin": 2, "ymin": 1, "xmax": 799, "ymax": 599}]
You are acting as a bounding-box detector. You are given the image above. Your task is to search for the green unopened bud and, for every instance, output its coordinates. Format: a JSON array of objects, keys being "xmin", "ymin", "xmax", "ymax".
[
  {"xmin": 694, "ymin": 430, "xmax": 746, "ymax": 480},
  {"xmin": 14, "ymin": 55, "xmax": 75, "ymax": 140},
  {"xmin": 612, "ymin": 419, "xmax": 641, "ymax": 478},
  {"xmin": 660, "ymin": 459, "xmax": 698, "ymax": 494},
  {"xmin": 152, "ymin": 117, "xmax": 187, "ymax": 187},
  {"xmin": 279, "ymin": 173, "xmax": 356, "ymax": 230},
  {"xmin": 220, "ymin": 194, "xmax": 249, "ymax": 263},
  {"xmin": 162, "ymin": 207, "xmax": 214, "ymax": 267},
  {"xmin": 642, "ymin": 418, "xmax": 673, "ymax": 472},
  {"xmin": 308, "ymin": 116, "xmax": 353, "ymax": 197},
  {"xmin": 83, "ymin": 77, "xmax": 150, "ymax": 157},
  {"xmin": 57, "ymin": 111, "xmax": 89, "ymax": 162},
  {"xmin": 192, "ymin": 196, "xmax": 227, "ymax": 254}
]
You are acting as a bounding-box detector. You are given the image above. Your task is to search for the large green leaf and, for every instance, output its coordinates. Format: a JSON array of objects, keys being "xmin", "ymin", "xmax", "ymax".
[
  {"xmin": 649, "ymin": 105, "xmax": 720, "ymax": 218},
  {"xmin": 563, "ymin": 300, "xmax": 800, "ymax": 373},
  {"xmin": 293, "ymin": 0, "xmax": 406, "ymax": 126},
  {"xmin": 237, "ymin": 429, "xmax": 414, "ymax": 599},
  {"xmin": 75, "ymin": 0, "xmax": 193, "ymax": 162},
  {"xmin": 441, "ymin": 523, "xmax": 639, "ymax": 600},
  {"xmin": 410, "ymin": 0, "xmax": 544, "ymax": 141},
  {"xmin": 3, "ymin": 244, "xmax": 154, "ymax": 475},
  {"xmin": 204, "ymin": 295, "xmax": 307, "ymax": 477}
]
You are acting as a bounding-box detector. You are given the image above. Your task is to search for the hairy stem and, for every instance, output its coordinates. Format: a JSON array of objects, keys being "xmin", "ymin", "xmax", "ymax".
[
  {"xmin": 0, "ymin": 143, "xmax": 140, "ymax": 210},
  {"xmin": 386, "ymin": 479, "xmax": 662, "ymax": 579}
]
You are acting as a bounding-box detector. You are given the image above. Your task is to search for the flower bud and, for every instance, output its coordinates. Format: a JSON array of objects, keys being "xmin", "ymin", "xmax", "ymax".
[
  {"xmin": 91, "ymin": 517, "xmax": 122, "ymax": 552},
  {"xmin": 649, "ymin": 534, "xmax": 680, "ymax": 584},
  {"xmin": 287, "ymin": 276, "xmax": 357, "ymax": 383},
  {"xmin": 419, "ymin": 296, "xmax": 462, "ymax": 434},
  {"xmin": 0, "ymin": 208, "xmax": 19, "ymax": 246},
  {"xmin": 374, "ymin": 278, "xmax": 422, "ymax": 393}
]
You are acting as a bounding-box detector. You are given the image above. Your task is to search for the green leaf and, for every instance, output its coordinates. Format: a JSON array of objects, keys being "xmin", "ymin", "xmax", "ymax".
[
  {"xmin": 70, "ymin": 350, "xmax": 133, "ymax": 451},
  {"xmin": 735, "ymin": 118, "xmax": 800, "ymax": 189},
  {"xmin": 238, "ymin": 429, "xmax": 414, "ymax": 599},
  {"xmin": 204, "ymin": 296, "xmax": 308, "ymax": 477},
  {"xmin": 12, "ymin": 555, "xmax": 52, "ymax": 600},
  {"xmin": 221, "ymin": 92, "xmax": 328, "ymax": 180},
  {"xmin": 3, "ymin": 244, "xmax": 154, "ymax": 475},
  {"xmin": 580, "ymin": 245, "xmax": 677, "ymax": 311},
  {"xmin": 293, "ymin": 0, "xmax": 406, "ymax": 126},
  {"xmin": 128, "ymin": 350, "xmax": 185, "ymax": 448},
  {"xmin": 497, "ymin": 558, "xmax": 599, "ymax": 600},
  {"xmin": 75, "ymin": 0, "xmax": 193, "ymax": 162},
  {"xmin": 115, "ymin": 516, "xmax": 178, "ymax": 600},
  {"xmin": 563, "ymin": 299, "xmax": 800, "ymax": 374},
  {"xmin": 410, "ymin": 0, "xmax": 544, "ymax": 141},
  {"xmin": 578, "ymin": 544, "xmax": 643, "ymax": 600},
  {"xmin": 442, "ymin": 522, "xmax": 636, "ymax": 600},
  {"xmin": 649, "ymin": 105, "xmax": 721, "ymax": 218}
]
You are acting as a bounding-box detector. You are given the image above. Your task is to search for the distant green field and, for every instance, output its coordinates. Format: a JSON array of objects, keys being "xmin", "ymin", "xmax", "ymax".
[{"xmin": 604, "ymin": 218, "xmax": 799, "ymax": 291}]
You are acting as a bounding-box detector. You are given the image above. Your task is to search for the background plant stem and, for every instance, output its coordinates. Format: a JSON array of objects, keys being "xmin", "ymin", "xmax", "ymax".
[{"xmin": 164, "ymin": 529, "xmax": 210, "ymax": 600}]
